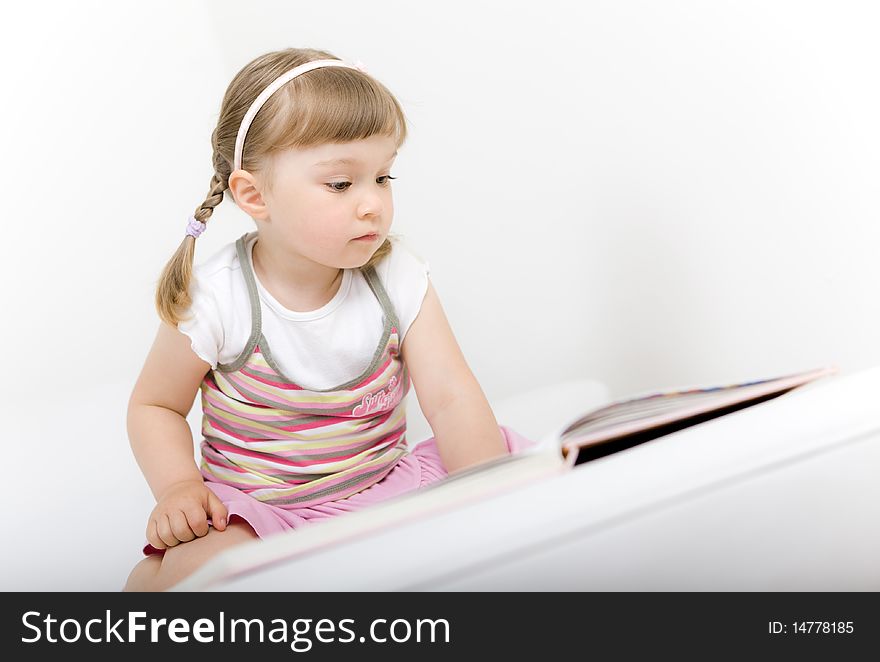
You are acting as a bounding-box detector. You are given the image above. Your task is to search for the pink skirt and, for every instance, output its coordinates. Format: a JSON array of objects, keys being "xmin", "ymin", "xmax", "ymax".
[{"xmin": 143, "ymin": 425, "xmax": 534, "ymax": 556}]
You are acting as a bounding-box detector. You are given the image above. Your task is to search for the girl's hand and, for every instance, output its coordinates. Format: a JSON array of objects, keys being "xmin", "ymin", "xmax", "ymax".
[{"xmin": 146, "ymin": 479, "xmax": 229, "ymax": 550}]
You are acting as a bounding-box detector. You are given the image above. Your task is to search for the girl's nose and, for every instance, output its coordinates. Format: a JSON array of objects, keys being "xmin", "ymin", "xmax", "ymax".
[{"xmin": 357, "ymin": 193, "xmax": 383, "ymax": 218}]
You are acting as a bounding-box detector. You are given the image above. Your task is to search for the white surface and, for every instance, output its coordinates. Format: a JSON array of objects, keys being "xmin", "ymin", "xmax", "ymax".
[{"xmin": 206, "ymin": 364, "xmax": 880, "ymax": 591}]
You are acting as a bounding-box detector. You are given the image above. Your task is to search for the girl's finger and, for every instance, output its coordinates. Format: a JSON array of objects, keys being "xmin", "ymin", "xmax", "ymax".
[
  {"xmin": 156, "ymin": 514, "xmax": 179, "ymax": 548},
  {"xmin": 168, "ymin": 510, "xmax": 196, "ymax": 544},
  {"xmin": 206, "ymin": 492, "xmax": 228, "ymax": 531},
  {"xmin": 183, "ymin": 505, "xmax": 210, "ymax": 538},
  {"xmin": 146, "ymin": 518, "xmax": 166, "ymax": 550}
]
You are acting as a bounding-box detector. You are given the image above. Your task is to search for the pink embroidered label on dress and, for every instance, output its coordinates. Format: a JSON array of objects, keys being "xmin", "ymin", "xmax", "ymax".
[{"xmin": 352, "ymin": 375, "xmax": 403, "ymax": 416}]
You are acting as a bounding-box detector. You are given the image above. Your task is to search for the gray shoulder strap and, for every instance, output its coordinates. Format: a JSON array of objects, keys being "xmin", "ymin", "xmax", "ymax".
[
  {"xmin": 217, "ymin": 232, "xmax": 261, "ymax": 371},
  {"xmin": 361, "ymin": 264, "xmax": 401, "ymax": 335}
]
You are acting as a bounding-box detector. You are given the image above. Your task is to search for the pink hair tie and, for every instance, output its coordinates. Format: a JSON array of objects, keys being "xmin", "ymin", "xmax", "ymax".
[{"xmin": 185, "ymin": 215, "xmax": 207, "ymax": 239}]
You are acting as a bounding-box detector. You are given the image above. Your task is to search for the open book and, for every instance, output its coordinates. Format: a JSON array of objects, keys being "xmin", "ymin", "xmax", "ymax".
[{"xmin": 171, "ymin": 364, "xmax": 838, "ymax": 591}]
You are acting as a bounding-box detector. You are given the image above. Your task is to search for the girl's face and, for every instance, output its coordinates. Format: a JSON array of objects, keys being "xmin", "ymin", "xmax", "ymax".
[{"xmin": 259, "ymin": 134, "xmax": 399, "ymax": 269}]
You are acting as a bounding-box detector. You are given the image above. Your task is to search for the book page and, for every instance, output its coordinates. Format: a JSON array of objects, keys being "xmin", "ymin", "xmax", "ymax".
[{"xmin": 560, "ymin": 366, "xmax": 838, "ymax": 446}]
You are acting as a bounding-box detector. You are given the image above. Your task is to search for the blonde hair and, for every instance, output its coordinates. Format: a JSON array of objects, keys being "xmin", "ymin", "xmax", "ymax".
[{"xmin": 156, "ymin": 47, "xmax": 409, "ymax": 326}]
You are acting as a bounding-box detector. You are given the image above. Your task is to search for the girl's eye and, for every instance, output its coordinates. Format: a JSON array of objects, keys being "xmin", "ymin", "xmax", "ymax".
[{"xmin": 325, "ymin": 175, "xmax": 397, "ymax": 193}]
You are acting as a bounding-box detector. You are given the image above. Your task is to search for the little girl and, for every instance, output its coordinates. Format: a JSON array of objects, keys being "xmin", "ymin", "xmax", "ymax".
[{"xmin": 123, "ymin": 48, "xmax": 533, "ymax": 591}]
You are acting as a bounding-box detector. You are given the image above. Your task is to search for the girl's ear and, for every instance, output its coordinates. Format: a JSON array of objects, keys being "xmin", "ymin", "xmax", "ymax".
[{"xmin": 228, "ymin": 169, "xmax": 270, "ymax": 220}]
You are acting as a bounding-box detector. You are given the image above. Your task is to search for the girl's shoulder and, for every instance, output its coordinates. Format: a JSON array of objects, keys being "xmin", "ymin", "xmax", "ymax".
[
  {"xmin": 177, "ymin": 235, "xmax": 252, "ymax": 369},
  {"xmin": 371, "ymin": 236, "xmax": 431, "ymax": 342},
  {"xmin": 374, "ymin": 234, "xmax": 431, "ymax": 286},
  {"xmin": 188, "ymin": 234, "xmax": 252, "ymax": 301},
  {"xmin": 195, "ymin": 234, "xmax": 246, "ymax": 280},
  {"xmin": 184, "ymin": 235, "xmax": 251, "ymax": 324}
]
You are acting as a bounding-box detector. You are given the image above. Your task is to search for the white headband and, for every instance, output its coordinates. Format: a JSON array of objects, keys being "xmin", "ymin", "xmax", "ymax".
[{"xmin": 233, "ymin": 58, "xmax": 369, "ymax": 172}]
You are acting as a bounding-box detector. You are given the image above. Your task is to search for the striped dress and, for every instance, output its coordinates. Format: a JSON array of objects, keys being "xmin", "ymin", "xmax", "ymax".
[{"xmin": 198, "ymin": 233, "xmax": 411, "ymax": 508}]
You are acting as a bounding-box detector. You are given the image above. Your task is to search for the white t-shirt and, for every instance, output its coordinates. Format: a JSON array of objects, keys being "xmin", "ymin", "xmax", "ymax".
[{"xmin": 178, "ymin": 233, "xmax": 430, "ymax": 391}]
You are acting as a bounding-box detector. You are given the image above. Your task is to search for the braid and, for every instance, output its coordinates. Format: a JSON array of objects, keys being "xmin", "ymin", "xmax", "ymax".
[
  {"xmin": 155, "ymin": 157, "xmax": 230, "ymax": 327},
  {"xmin": 193, "ymin": 170, "xmax": 228, "ymax": 224}
]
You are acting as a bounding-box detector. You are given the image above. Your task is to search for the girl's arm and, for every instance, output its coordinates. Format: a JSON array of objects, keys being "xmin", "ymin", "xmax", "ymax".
[
  {"xmin": 128, "ymin": 322, "xmax": 211, "ymax": 497},
  {"xmin": 128, "ymin": 322, "xmax": 228, "ymax": 547},
  {"xmin": 401, "ymin": 281, "xmax": 508, "ymax": 474}
]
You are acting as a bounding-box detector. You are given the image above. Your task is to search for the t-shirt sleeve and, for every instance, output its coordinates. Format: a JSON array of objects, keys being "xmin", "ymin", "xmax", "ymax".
[
  {"xmin": 177, "ymin": 266, "xmax": 224, "ymax": 369},
  {"xmin": 378, "ymin": 236, "xmax": 431, "ymax": 345}
]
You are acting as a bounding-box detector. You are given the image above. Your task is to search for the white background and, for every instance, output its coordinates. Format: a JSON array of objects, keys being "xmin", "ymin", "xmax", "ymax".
[{"xmin": 0, "ymin": 0, "xmax": 877, "ymax": 590}]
